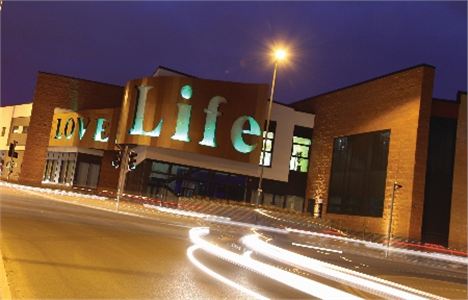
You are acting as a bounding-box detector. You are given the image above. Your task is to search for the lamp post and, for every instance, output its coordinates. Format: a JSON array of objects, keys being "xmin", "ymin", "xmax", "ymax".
[
  {"xmin": 256, "ymin": 48, "xmax": 287, "ymax": 205},
  {"xmin": 385, "ymin": 181, "xmax": 402, "ymax": 256}
]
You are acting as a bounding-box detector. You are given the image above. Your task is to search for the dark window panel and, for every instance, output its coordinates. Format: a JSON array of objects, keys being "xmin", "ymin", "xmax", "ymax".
[{"xmin": 328, "ymin": 129, "xmax": 390, "ymax": 217}]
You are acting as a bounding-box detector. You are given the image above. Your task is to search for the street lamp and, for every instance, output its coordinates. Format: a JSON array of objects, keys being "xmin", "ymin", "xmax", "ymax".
[{"xmin": 256, "ymin": 47, "xmax": 288, "ymax": 205}]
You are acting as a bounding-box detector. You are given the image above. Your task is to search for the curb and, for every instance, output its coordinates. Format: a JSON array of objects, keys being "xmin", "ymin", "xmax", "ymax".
[{"xmin": 0, "ymin": 245, "xmax": 12, "ymax": 300}]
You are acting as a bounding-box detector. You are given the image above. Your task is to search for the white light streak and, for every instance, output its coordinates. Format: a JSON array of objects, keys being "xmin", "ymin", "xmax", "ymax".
[
  {"xmin": 256, "ymin": 208, "xmax": 344, "ymax": 234},
  {"xmin": 189, "ymin": 227, "xmax": 361, "ymax": 300},
  {"xmin": 2, "ymin": 181, "xmax": 465, "ymax": 266},
  {"xmin": 0, "ymin": 181, "xmax": 107, "ymax": 200},
  {"xmin": 144, "ymin": 204, "xmax": 231, "ymax": 221},
  {"xmin": 285, "ymin": 228, "xmax": 468, "ymax": 265},
  {"xmin": 187, "ymin": 245, "xmax": 269, "ymax": 300},
  {"xmin": 243, "ymin": 234, "xmax": 447, "ymax": 300},
  {"xmin": 291, "ymin": 242, "xmax": 343, "ymax": 254},
  {"xmin": 364, "ymin": 242, "xmax": 468, "ymax": 265}
]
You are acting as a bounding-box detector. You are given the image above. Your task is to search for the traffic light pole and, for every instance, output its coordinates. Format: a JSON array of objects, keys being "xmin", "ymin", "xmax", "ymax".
[{"xmin": 116, "ymin": 145, "xmax": 129, "ymax": 211}]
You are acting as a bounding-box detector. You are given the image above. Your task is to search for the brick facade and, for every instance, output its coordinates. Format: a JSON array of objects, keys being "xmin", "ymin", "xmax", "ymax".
[
  {"xmin": 449, "ymin": 92, "xmax": 467, "ymax": 251},
  {"xmin": 19, "ymin": 72, "xmax": 123, "ymax": 186},
  {"xmin": 292, "ymin": 65, "xmax": 434, "ymax": 240}
]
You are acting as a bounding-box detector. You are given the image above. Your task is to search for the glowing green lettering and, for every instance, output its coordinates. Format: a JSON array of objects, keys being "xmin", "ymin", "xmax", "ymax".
[
  {"xmin": 171, "ymin": 85, "xmax": 194, "ymax": 142},
  {"xmin": 94, "ymin": 118, "xmax": 109, "ymax": 142},
  {"xmin": 180, "ymin": 85, "xmax": 193, "ymax": 100},
  {"xmin": 54, "ymin": 118, "xmax": 62, "ymax": 140},
  {"xmin": 171, "ymin": 103, "xmax": 192, "ymax": 142},
  {"xmin": 64, "ymin": 118, "xmax": 75, "ymax": 140},
  {"xmin": 230, "ymin": 116, "xmax": 261, "ymax": 153},
  {"xmin": 78, "ymin": 117, "xmax": 89, "ymax": 140},
  {"xmin": 199, "ymin": 96, "xmax": 227, "ymax": 147},
  {"xmin": 129, "ymin": 85, "xmax": 162, "ymax": 137}
]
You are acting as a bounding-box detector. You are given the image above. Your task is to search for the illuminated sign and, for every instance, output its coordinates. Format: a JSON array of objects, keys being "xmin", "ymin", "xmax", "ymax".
[
  {"xmin": 118, "ymin": 76, "xmax": 268, "ymax": 164},
  {"xmin": 129, "ymin": 84, "xmax": 262, "ymax": 154},
  {"xmin": 49, "ymin": 108, "xmax": 117, "ymax": 150}
]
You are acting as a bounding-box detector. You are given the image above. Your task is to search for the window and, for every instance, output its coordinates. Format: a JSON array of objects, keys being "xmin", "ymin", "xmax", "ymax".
[
  {"xmin": 328, "ymin": 130, "xmax": 390, "ymax": 217},
  {"xmin": 22, "ymin": 126, "xmax": 28, "ymax": 134},
  {"xmin": 1, "ymin": 127, "xmax": 6, "ymax": 137},
  {"xmin": 290, "ymin": 136, "xmax": 312, "ymax": 172},
  {"xmin": 150, "ymin": 162, "xmax": 171, "ymax": 181},
  {"xmin": 259, "ymin": 121, "xmax": 276, "ymax": 167},
  {"xmin": 289, "ymin": 126, "xmax": 313, "ymax": 173},
  {"xmin": 12, "ymin": 126, "xmax": 20, "ymax": 134}
]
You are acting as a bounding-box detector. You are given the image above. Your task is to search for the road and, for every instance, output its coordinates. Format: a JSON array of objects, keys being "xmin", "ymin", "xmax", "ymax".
[
  {"xmin": 0, "ymin": 186, "xmax": 311, "ymax": 299},
  {"xmin": 1, "ymin": 185, "xmax": 467, "ymax": 299}
]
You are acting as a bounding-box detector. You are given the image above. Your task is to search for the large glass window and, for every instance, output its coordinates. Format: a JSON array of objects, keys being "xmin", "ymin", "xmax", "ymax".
[
  {"xmin": 328, "ymin": 130, "xmax": 390, "ymax": 217},
  {"xmin": 259, "ymin": 121, "xmax": 276, "ymax": 167},
  {"xmin": 146, "ymin": 160, "xmax": 248, "ymax": 201}
]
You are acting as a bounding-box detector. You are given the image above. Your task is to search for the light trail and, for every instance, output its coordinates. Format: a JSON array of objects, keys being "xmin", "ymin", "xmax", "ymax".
[
  {"xmin": 148, "ymin": 202, "xmax": 467, "ymax": 265},
  {"xmin": 0, "ymin": 181, "xmax": 107, "ymax": 201},
  {"xmin": 291, "ymin": 242, "xmax": 343, "ymax": 254},
  {"xmin": 255, "ymin": 208, "xmax": 344, "ymax": 235},
  {"xmin": 243, "ymin": 234, "xmax": 448, "ymax": 300},
  {"xmin": 153, "ymin": 203, "xmax": 467, "ymax": 265},
  {"xmin": 3, "ymin": 181, "xmax": 465, "ymax": 266},
  {"xmin": 364, "ymin": 241, "xmax": 468, "ymax": 265},
  {"xmin": 189, "ymin": 227, "xmax": 362, "ymax": 300},
  {"xmin": 186, "ymin": 245, "xmax": 269, "ymax": 300},
  {"xmin": 144, "ymin": 204, "xmax": 231, "ymax": 221},
  {"xmin": 285, "ymin": 228, "xmax": 468, "ymax": 265}
]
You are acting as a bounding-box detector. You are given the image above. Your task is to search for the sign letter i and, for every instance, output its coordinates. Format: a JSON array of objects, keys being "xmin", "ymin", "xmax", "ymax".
[{"xmin": 171, "ymin": 85, "xmax": 193, "ymax": 142}]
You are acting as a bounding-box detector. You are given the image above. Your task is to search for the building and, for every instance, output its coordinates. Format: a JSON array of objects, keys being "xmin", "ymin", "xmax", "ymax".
[
  {"xmin": 0, "ymin": 64, "xmax": 466, "ymax": 250},
  {"xmin": 0, "ymin": 103, "xmax": 32, "ymax": 180},
  {"xmin": 291, "ymin": 65, "xmax": 466, "ymax": 250}
]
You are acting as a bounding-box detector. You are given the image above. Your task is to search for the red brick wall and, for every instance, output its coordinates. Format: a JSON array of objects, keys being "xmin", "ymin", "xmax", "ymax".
[
  {"xmin": 449, "ymin": 93, "xmax": 467, "ymax": 251},
  {"xmin": 292, "ymin": 65, "xmax": 434, "ymax": 240},
  {"xmin": 19, "ymin": 72, "xmax": 123, "ymax": 186}
]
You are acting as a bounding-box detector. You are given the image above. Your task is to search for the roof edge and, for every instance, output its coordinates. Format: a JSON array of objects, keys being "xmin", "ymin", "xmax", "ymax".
[
  {"xmin": 38, "ymin": 71, "xmax": 123, "ymax": 88},
  {"xmin": 0, "ymin": 101, "xmax": 33, "ymax": 108},
  {"xmin": 291, "ymin": 63, "xmax": 436, "ymax": 106},
  {"xmin": 152, "ymin": 65, "xmax": 198, "ymax": 78}
]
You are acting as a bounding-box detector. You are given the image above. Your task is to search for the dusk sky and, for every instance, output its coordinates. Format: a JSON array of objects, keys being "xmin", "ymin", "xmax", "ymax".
[{"xmin": 1, "ymin": 1, "xmax": 467, "ymax": 106}]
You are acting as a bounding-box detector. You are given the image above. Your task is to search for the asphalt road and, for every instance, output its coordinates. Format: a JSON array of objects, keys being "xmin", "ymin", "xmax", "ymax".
[
  {"xmin": 0, "ymin": 187, "xmax": 310, "ymax": 299},
  {"xmin": 1, "ymin": 185, "xmax": 467, "ymax": 299}
]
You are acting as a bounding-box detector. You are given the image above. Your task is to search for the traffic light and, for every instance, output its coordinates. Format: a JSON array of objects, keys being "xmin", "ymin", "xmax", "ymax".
[
  {"xmin": 127, "ymin": 150, "xmax": 137, "ymax": 171},
  {"xmin": 8, "ymin": 141, "xmax": 18, "ymax": 158},
  {"xmin": 111, "ymin": 149, "xmax": 122, "ymax": 169}
]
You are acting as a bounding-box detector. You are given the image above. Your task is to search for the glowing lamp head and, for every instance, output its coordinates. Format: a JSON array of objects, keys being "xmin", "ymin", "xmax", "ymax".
[{"xmin": 274, "ymin": 49, "xmax": 287, "ymax": 61}]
